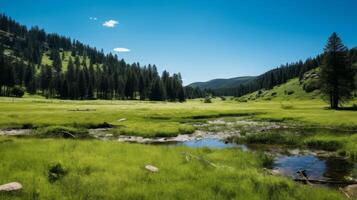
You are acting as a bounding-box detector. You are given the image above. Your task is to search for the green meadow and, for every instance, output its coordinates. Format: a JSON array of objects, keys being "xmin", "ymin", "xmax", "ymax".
[
  {"xmin": 0, "ymin": 139, "xmax": 347, "ymax": 200},
  {"xmin": 0, "ymin": 96, "xmax": 357, "ymax": 199}
]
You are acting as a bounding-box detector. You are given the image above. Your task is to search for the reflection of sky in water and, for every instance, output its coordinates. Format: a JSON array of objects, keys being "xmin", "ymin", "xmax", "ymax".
[
  {"xmin": 178, "ymin": 139, "xmax": 354, "ymax": 182},
  {"xmin": 274, "ymin": 156, "xmax": 326, "ymax": 180},
  {"xmin": 180, "ymin": 138, "xmax": 236, "ymax": 149}
]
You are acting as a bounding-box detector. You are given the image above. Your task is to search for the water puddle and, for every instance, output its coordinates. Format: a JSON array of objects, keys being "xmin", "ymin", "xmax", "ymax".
[
  {"xmin": 176, "ymin": 138, "xmax": 356, "ymax": 185},
  {"xmin": 274, "ymin": 155, "xmax": 356, "ymax": 183},
  {"xmin": 177, "ymin": 138, "xmax": 237, "ymax": 148}
]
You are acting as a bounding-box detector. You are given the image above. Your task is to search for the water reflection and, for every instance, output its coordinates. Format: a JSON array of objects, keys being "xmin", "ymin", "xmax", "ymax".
[{"xmin": 179, "ymin": 138, "xmax": 356, "ymax": 183}]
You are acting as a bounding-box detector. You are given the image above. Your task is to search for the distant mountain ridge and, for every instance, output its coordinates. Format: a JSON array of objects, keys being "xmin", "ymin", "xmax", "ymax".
[{"xmin": 188, "ymin": 76, "xmax": 255, "ymax": 90}]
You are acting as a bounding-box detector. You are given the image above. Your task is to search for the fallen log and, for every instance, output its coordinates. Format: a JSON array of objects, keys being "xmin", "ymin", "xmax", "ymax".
[{"xmin": 294, "ymin": 178, "xmax": 357, "ymax": 185}]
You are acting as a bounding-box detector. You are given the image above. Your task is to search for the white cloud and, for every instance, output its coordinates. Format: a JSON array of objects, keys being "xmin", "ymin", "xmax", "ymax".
[
  {"xmin": 103, "ymin": 20, "xmax": 118, "ymax": 28},
  {"xmin": 113, "ymin": 47, "xmax": 130, "ymax": 53},
  {"xmin": 89, "ymin": 17, "xmax": 98, "ymax": 21}
]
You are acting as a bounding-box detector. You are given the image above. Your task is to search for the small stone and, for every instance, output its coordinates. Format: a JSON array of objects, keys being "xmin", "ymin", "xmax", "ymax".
[
  {"xmin": 117, "ymin": 118, "xmax": 127, "ymax": 122},
  {"xmin": 145, "ymin": 165, "xmax": 159, "ymax": 173},
  {"xmin": 0, "ymin": 182, "xmax": 22, "ymax": 192}
]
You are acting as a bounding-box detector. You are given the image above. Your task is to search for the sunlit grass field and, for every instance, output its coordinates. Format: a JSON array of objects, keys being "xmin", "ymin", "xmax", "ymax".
[
  {"xmin": 0, "ymin": 139, "xmax": 347, "ymax": 200},
  {"xmin": 1, "ymin": 97, "xmax": 357, "ymax": 199},
  {"xmin": 1, "ymin": 96, "xmax": 357, "ymax": 137}
]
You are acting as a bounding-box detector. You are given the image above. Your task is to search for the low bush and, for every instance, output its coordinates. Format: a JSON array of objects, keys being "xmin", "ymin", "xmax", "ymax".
[
  {"xmin": 303, "ymin": 79, "xmax": 320, "ymax": 93},
  {"xmin": 10, "ymin": 86, "xmax": 25, "ymax": 97},
  {"xmin": 48, "ymin": 163, "xmax": 68, "ymax": 183},
  {"xmin": 204, "ymin": 97, "xmax": 212, "ymax": 103},
  {"xmin": 286, "ymin": 90, "xmax": 294, "ymax": 95}
]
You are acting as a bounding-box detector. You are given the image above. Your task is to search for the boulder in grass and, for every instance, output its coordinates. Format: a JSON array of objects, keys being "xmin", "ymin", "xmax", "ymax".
[
  {"xmin": 145, "ymin": 165, "xmax": 159, "ymax": 173},
  {"xmin": 0, "ymin": 182, "xmax": 22, "ymax": 192}
]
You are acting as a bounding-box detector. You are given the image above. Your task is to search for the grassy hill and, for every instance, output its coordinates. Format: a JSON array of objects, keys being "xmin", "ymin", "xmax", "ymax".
[
  {"xmin": 189, "ymin": 76, "xmax": 255, "ymax": 90},
  {"xmin": 238, "ymin": 69, "xmax": 323, "ymax": 101}
]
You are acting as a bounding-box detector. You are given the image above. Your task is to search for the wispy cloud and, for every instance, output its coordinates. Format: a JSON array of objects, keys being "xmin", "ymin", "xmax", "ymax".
[
  {"xmin": 103, "ymin": 20, "xmax": 118, "ymax": 28},
  {"xmin": 89, "ymin": 17, "xmax": 98, "ymax": 21},
  {"xmin": 113, "ymin": 47, "xmax": 130, "ymax": 53}
]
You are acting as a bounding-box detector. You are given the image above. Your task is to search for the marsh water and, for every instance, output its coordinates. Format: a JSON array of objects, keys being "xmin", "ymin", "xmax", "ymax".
[
  {"xmin": 1, "ymin": 117, "xmax": 356, "ymax": 186},
  {"xmin": 176, "ymin": 137, "xmax": 356, "ymax": 185}
]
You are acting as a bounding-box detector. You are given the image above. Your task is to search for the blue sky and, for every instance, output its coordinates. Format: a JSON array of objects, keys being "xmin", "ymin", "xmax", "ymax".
[{"xmin": 1, "ymin": 0, "xmax": 357, "ymax": 85}]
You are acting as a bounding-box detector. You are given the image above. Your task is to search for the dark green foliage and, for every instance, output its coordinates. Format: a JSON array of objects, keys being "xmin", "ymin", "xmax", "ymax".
[
  {"xmin": 320, "ymin": 33, "xmax": 355, "ymax": 109},
  {"xmin": 10, "ymin": 86, "xmax": 24, "ymax": 97},
  {"xmin": 204, "ymin": 97, "xmax": 212, "ymax": 103},
  {"xmin": 303, "ymin": 78, "xmax": 320, "ymax": 93},
  {"xmin": 257, "ymin": 152, "xmax": 274, "ymax": 168},
  {"xmin": 304, "ymin": 139, "xmax": 343, "ymax": 151},
  {"xmin": 48, "ymin": 163, "xmax": 68, "ymax": 183},
  {"xmin": 244, "ymin": 132, "xmax": 299, "ymax": 145},
  {"xmin": 0, "ymin": 14, "xmax": 186, "ymax": 101},
  {"xmin": 150, "ymin": 78, "xmax": 166, "ymax": 101},
  {"xmin": 285, "ymin": 90, "xmax": 294, "ymax": 95}
]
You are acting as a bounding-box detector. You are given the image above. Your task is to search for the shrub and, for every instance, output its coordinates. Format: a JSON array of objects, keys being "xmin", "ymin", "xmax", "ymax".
[
  {"xmin": 10, "ymin": 86, "xmax": 25, "ymax": 97},
  {"xmin": 48, "ymin": 163, "xmax": 68, "ymax": 183},
  {"xmin": 204, "ymin": 97, "xmax": 212, "ymax": 103},
  {"xmin": 271, "ymin": 92, "xmax": 277, "ymax": 96},
  {"xmin": 303, "ymin": 79, "xmax": 320, "ymax": 93},
  {"xmin": 286, "ymin": 90, "xmax": 294, "ymax": 95}
]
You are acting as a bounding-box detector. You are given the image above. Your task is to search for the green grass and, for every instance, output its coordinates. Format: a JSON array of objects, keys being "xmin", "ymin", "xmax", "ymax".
[
  {"xmin": 235, "ymin": 128, "xmax": 357, "ymax": 160},
  {"xmin": 41, "ymin": 51, "xmax": 101, "ymax": 72},
  {"xmin": 1, "ymin": 97, "xmax": 357, "ymax": 137},
  {"xmin": 0, "ymin": 138, "xmax": 347, "ymax": 200},
  {"xmin": 240, "ymin": 78, "xmax": 322, "ymax": 101}
]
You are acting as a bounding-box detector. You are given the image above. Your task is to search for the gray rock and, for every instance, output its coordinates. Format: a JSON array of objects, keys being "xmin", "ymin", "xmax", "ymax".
[
  {"xmin": 145, "ymin": 165, "xmax": 159, "ymax": 173},
  {"xmin": 0, "ymin": 182, "xmax": 22, "ymax": 192}
]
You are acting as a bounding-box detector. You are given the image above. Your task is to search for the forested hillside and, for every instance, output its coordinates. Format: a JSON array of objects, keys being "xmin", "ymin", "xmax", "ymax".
[
  {"xmin": 189, "ymin": 76, "xmax": 255, "ymax": 90},
  {"xmin": 188, "ymin": 48, "xmax": 357, "ymax": 98},
  {"xmin": 0, "ymin": 14, "xmax": 185, "ymax": 101}
]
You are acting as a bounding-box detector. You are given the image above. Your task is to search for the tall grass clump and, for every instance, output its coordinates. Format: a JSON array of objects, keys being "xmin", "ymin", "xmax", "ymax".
[
  {"xmin": 244, "ymin": 132, "xmax": 300, "ymax": 145},
  {"xmin": 35, "ymin": 126, "xmax": 90, "ymax": 138},
  {"xmin": 304, "ymin": 138, "xmax": 343, "ymax": 151}
]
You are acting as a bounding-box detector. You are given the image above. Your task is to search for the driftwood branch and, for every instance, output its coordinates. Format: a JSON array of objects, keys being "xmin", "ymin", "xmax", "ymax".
[
  {"xmin": 181, "ymin": 152, "xmax": 217, "ymax": 168},
  {"xmin": 60, "ymin": 131, "xmax": 76, "ymax": 138},
  {"xmin": 339, "ymin": 187, "xmax": 351, "ymax": 199},
  {"xmin": 294, "ymin": 178, "xmax": 357, "ymax": 185}
]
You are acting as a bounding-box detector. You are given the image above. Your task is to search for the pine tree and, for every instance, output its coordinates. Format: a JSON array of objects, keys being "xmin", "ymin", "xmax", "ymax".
[
  {"xmin": 150, "ymin": 78, "xmax": 166, "ymax": 101},
  {"xmin": 320, "ymin": 33, "xmax": 354, "ymax": 109},
  {"xmin": 50, "ymin": 49, "xmax": 62, "ymax": 72}
]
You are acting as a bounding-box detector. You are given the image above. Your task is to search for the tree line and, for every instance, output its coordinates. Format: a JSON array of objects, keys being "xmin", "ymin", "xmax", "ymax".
[
  {"xmin": 188, "ymin": 35, "xmax": 357, "ymax": 105},
  {"xmin": 0, "ymin": 14, "xmax": 186, "ymax": 101}
]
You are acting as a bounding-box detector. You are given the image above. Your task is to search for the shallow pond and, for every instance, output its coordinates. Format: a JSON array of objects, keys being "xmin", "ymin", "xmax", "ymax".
[{"xmin": 177, "ymin": 138, "xmax": 356, "ymax": 185}]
